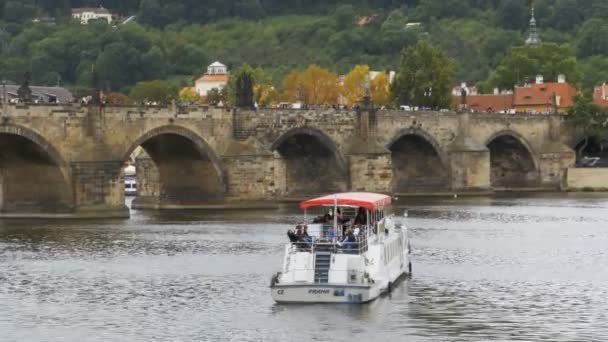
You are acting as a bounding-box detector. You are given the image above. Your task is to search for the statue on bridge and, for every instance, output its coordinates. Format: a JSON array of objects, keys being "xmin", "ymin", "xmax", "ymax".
[
  {"xmin": 17, "ymin": 72, "xmax": 32, "ymax": 103},
  {"xmin": 460, "ymin": 88, "xmax": 468, "ymax": 111}
]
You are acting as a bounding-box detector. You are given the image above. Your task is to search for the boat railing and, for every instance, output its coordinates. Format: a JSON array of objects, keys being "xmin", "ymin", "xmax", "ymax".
[
  {"xmin": 281, "ymin": 267, "xmax": 373, "ymax": 285},
  {"xmin": 289, "ymin": 231, "xmax": 369, "ymax": 255}
]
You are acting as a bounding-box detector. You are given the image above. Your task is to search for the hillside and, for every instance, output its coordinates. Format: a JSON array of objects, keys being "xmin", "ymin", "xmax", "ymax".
[{"xmin": 0, "ymin": 0, "xmax": 606, "ymax": 94}]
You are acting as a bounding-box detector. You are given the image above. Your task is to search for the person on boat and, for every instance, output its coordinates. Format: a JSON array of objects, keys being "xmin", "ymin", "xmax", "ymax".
[
  {"xmin": 287, "ymin": 229, "xmax": 298, "ymax": 243},
  {"xmin": 302, "ymin": 225, "xmax": 313, "ymax": 244},
  {"xmin": 354, "ymin": 207, "xmax": 367, "ymax": 226},
  {"xmin": 293, "ymin": 224, "xmax": 312, "ymax": 249},
  {"xmin": 336, "ymin": 208, "xmax": 350, "ymax": 224},
  {"xmin": 338, "ymin": 226, "xmax": 356, "ymax": 252}
]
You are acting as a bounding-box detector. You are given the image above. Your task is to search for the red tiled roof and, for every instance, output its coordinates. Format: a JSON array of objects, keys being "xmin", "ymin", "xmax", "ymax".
[
  {"xmin": 451, "ymin": 94, "xmax": 514, "ymax": 112},
  {"xmin": 594, "ymin": 84, "xmax": 608, "ymax": 108},
  {"xmin": 514, "ymin": 82, "xmax": 577, "ymax": 108},
  {"xmin": 196, "ymin": 74, "xmax": 229, "ymax": 83}
]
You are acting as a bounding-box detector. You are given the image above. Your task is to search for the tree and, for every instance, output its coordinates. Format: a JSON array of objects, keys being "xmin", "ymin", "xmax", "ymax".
[
  {"xmin": 129, "ymin": 80, "xmax": 178, "ymax": 104},
  {"xmin": 206, "ymin": 87, "xmax": 224, "ymax": 105},
  {"xmin": 230, "ymin": 64, "xmax": 255, "ymax": 108},
  {"xmin": 179, "ymin": 87, "xmax": 202, "ymax": 105},
  {"xmin": 333, "ymin": 5, "xmax": 355, "ymax": 31},
  {"xmin": 487, "ymin": 43, "xmax": 580, "ymax": 90},
  {"xmin": 255, "ymin": 84, "xmax": 279, "ymax": 106},
  {"xmin": 299, "ymin": 64, "xmax": 339, "ymax": 105},
  {"xmin": 497, "ymin": 0, "xmax": 528, "ymax": 30},
  {"xmin": 380, "ymin": 10, "xmax": 419, "ymax": 53},
  {"xmin": 342, "ymin": 64, "xmax": 370, "ymax": 106},
  {"xmin": 567, "ymin": 94, "xmax": 608, "ymax": 158},
  {"xmin": 576, "ymin": 19, "xmax": 608, "ymax": 58},
  {"xmin": 281, "ymin": 71, "xmax": 302, "ymax": 103},
  {"xmin": 370, "ymin": 72, "xmax": 390, "ymax": 106},
  {"xmin": 104, "ymin": 92, "xmax": 130, "ymax": 105},
  {"xmin": 550, "ymin": 0, "xmax": 584, "ymax": 31},
  {"xmin": 579, "ymin": 56, "xmax": 608, "ymax": 91},
  {"xmin": 391, "ymin": 41, "xmax": 455, "ymax": 109}
]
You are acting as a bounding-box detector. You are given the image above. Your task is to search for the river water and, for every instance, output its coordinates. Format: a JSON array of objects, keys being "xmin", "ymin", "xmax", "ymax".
[{"xmin": 1, "ymin": 194, "xmax": 608, "ymax": 341}]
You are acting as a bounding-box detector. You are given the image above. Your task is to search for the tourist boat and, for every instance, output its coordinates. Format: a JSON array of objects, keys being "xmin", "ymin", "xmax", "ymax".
[
  {"xmin": 270, "ymin": 192, "xmax": 411, "ymax": 304},
  {"xmin": 124, "ymin": 176, "xmax": 137, "ymax": 196},
  {"xmin": 124, "ymin": 165, "xmax": 137, "ymax": 196}
]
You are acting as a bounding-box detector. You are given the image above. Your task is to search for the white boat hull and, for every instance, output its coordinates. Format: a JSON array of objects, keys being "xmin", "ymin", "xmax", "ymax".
[
  {"xmin": 271, "ymin": 284, "xmax": 379, "ymax": 304},
  {"xmin": 271, "ymin": 265, "xmax": 410, "ymax": 304}
]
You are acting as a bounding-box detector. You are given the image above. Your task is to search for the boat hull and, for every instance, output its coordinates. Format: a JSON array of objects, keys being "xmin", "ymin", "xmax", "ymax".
[
  {"xmin": 271, "ymin": 283, "xmax": 379, "ymax": 304},
  {"xmin": 271, "ymin": 269, "xmax": 410, "ymax": 304}
]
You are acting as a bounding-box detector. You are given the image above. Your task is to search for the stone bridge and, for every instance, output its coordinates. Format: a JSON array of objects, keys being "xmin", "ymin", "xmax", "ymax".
[{"xmin": 0, "ymin": 104, "xmax": 575, "ymax": 218}]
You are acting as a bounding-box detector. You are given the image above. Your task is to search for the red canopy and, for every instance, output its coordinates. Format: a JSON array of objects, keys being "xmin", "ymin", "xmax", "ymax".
[{"xmin": 300, "ymin": 192, "xmax": 391, "ymax": 211}]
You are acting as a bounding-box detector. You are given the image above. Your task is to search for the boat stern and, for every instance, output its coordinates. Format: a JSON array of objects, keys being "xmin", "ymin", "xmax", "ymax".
[{"xmin": 270, "ymin": 284, "xmax": 376, "ymax": 304}]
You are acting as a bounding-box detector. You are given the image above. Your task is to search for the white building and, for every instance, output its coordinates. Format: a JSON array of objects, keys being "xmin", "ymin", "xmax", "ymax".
[
  {"xmin": 72, "ymin": 7, "xmax": 113, "ymax": 25},
  {"xmin": 195, "ymin": 62, "xmax": 229, "ymax": 97}
]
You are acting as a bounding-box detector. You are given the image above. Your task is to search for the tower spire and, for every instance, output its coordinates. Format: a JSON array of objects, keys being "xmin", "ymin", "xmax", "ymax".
[{"xmin": 526, "ymin": 1, "xmax": 540, "ymax": 45}]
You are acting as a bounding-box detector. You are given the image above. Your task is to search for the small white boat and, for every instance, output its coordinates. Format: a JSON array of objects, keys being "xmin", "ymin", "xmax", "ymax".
[
  {"xmin": 270, "ymin": 192, "xmax": 411, "ymax": 304},
  {"xmin": 125, "ymin": 176, "xmax": 137, "ymax": 196}
]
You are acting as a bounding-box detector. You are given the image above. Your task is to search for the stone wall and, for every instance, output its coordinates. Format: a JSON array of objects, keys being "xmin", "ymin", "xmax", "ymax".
[{"xmin": 566, "ymin": 168, "xmax": 608, "ymax": 189}]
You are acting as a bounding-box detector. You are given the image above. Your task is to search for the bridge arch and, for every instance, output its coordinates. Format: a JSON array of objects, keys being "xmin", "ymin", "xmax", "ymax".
[
  {"xmin": 0, "ymin": 125, "xmax": 74, "ymax": 213},
  {"xmin": 572, "ymin": 135, "xmax": 607, "ymax": 165},
  {"xmin": 387, "ymin": 128, "xmax": 449, "ymax": 192},
  {"xmin": 271, "ymin": 127, "xmax": 348, "ymax": 196},
  {"xmin": 124, "ymin": 125, "xmax": 228, "ymax": 204},
  {"xmin": 485, "ymin": 130, "xmax": 540, "ymax": 188}
]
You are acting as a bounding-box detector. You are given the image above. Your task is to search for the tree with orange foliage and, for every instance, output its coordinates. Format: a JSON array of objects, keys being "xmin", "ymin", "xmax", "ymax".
[
  {"xmin": 103, "ymin": 92, "xmax": 130, "ymax": 105},
  {"xmin": 342, "ymin": 64, "xmax": 370, "ymax": 106},
  {"xmin": 370, "ymin": 72, "xmax": 390, "ymax": 106},
  {"xmin": 179, "ymin": 87, "xmax": 202, "ymax": 104},
  {"xmin": 299, "ymin": 65, "xmax": 339, "ymax": 105},
  {"xmin": 281, "ymin": 71, "xmax": 302, "ymax": 103}
]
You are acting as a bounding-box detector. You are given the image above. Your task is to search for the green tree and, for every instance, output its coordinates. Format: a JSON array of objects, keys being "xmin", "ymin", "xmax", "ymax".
[
  {"xmin": 567, "ymin": 94, "xmax": 608, "ymax": 158},
  {"xmin": 497, "ymin": 0, "xmax": 528, "ymax": 30},
  {"xmin": 487, "ymin": 43, "xmax": 579, "ymax": 90},
  {"xmin": 391, "ymin": 41, "xmax": 455, "ymax": 109},
  {"xmin": 576, "ymin": 18, "xmax": 608, "ymax": 58},
  {"xmin": 579, "ymin": 56, "xmax": 608, "ymax": 91},
  {"xmin": 334, "ymin": 5, "xmax": 355, "ymax": 31},
  {"xmin": 129, "ymin": 80, "xmax": 178, "ymax": 104},
  {"xmin": 228, "ymin": 64, "xmax": 256, "ymax": 108},
  {"xmin": 206, "ymin": 87, "xmax": 225, "ymax": 105},
  {"xmin": 380, "ymin": 10, "xmax": 419, "ymax": 53},
  {"xmin": 550, "ymin": 0, "xmax": 584, "ymax": 31}
]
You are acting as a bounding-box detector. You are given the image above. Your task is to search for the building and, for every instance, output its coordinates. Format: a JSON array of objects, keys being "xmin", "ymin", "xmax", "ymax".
[
  {"xmin": 452, "ymin": 82, "xmax": 478, "ymax": 96},
  {"xmin": 72, "ymin": 7, "xmax": 113, "ymax": 25},
  {"xmin": 452, "ymin": 93, "xmax": 514, "ymax": 113},
  {"xmin": 195, "ymin": 62, "xmax": 229, "ymax": 97},
  {"xmin": 0, "ymin": 85, "xmax": 74, "ymax": 104},
  {"xmin": 594, "ymin": 84, "xmax": 608, "ymax": 108},
  {"xmin": 513, "ymin": 75, "xmax": 576, "ymax": 113}
]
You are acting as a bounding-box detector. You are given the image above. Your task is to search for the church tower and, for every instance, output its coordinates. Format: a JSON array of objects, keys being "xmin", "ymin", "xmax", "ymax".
[{"xmin": 525, "ymin": 1, "xmax": 541, "ymax": 45}]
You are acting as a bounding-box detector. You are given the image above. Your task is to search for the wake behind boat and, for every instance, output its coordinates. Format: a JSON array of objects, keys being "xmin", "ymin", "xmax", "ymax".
[{"xmin": 270, "ymin": 192, "xmax": 411, "ymax": 304}]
